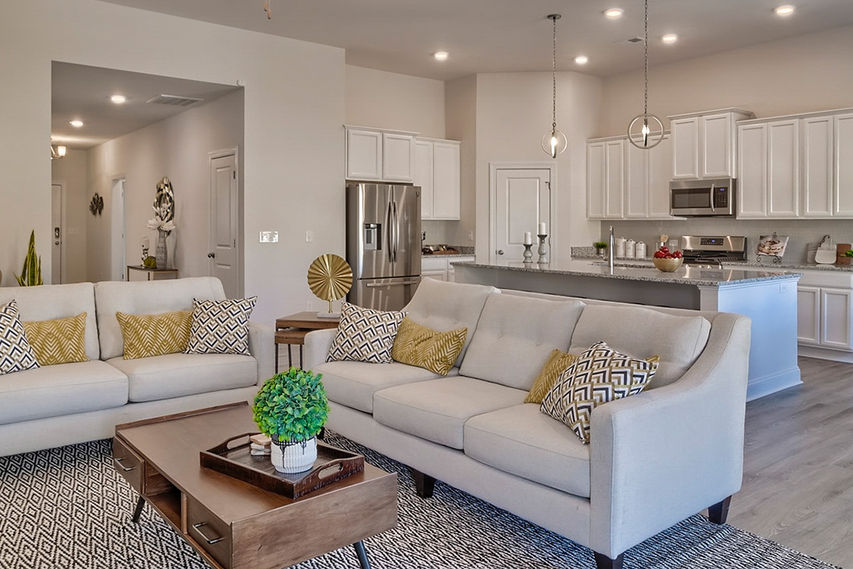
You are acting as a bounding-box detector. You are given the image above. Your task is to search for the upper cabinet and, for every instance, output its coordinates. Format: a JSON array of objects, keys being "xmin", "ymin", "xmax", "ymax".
[
  {"xmin": 414, "ymin": 137, "xmax": 461, "ymax": 220},
  {"xmin": 670, "ymin": 109, "xmax": 754, "ymax": 180},
  {"xmin": 345, "ymin": 126, "xmax": 416, "ymax": 183}
]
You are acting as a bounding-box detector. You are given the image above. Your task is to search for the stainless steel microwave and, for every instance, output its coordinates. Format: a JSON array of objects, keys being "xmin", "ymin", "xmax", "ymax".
[{"xmin": 670, "ymin": 178, "xmax": 736, "ymax": 216}]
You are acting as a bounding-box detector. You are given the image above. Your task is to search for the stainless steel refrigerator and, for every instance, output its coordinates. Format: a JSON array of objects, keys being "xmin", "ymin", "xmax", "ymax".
[{"xmin": 347, "ymin": 182, "xmax": 421, "ymax": 310}]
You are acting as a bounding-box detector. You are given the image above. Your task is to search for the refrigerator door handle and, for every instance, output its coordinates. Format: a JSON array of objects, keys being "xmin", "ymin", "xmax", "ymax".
[
  {"xmin": 385, "ymin": 200, "xmax": 393, "ymax": 264},
  {"xmin": 365, "ymin": 279, "xmax": 420, "ymax": 288},
  {"xmin": 392, "ymin": 200, "xmax": 399, "ymax": 263}
]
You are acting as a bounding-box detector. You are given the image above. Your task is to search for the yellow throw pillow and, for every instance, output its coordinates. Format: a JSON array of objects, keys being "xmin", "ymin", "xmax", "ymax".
[
  {"xmin": 524, "ymin": 348, "xmax": 576, "ymax": 404},
  {"xmin": 116, "ymin": 310, "xmax": 193, "ymax": 360},
  {"xmin": 391, "ymin": 317, "xmax": 467, "ymax": 376},
  {"xmin": 22, "ymin": 312, "xmax": 88, "ymax": 366}
]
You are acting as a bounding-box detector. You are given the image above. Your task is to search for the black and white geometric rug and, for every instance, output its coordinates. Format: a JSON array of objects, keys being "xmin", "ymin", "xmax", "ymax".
[{"xmin": 0, "ymin": 433, "xmax": 840, "ymax": 569}]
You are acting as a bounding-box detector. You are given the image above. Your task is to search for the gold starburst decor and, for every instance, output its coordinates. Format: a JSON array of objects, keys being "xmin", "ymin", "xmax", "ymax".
[{"xmin": 307, "ymin": 254, "xmax": 353, "ymax": 316}]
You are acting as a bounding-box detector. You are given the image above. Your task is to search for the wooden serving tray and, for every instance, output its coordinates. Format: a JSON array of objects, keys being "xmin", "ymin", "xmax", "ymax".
[{"xmin": 200, "ymin": 433, "xmax": 364, "ymax": 499}]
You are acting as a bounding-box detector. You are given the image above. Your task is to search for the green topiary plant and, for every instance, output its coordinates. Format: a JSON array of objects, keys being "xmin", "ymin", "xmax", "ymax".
[
  {"xmin": 15, "ymin": 230, "xmax": 42, "ymax": 286},
  {"xmin": 252, "ymin": 368, "xmax": 329, "ymax": 444},
  {"xmin": 593, "ymin": 241, "xmax": 608, "ymax": 250}
]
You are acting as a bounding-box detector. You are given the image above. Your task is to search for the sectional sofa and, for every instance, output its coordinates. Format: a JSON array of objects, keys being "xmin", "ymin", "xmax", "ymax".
[
  {"xmin": 303, "ymin": 278, "xmax": 751, "ymax": 569},
  {"xmin": 0, "ymin": 277, "xmax": 273, "ymax": 456}
]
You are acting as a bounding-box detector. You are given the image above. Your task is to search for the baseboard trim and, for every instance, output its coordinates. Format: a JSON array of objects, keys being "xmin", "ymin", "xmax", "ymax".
[{"xmin": 746, "ymin": 366, "xmax": 802, "ymax": 401}]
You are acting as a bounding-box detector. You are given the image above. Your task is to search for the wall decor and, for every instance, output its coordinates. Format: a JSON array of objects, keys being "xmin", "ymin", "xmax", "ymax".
[
  {"xmin": 88, "ymin": 193, "xmax": 104, "ymax": 216},
  {"xmin": 146, "ymin": 177, "xmax": 176, "ymax": 269},
  {"xmin": 307, "ymin": 254, "xmax": 353, "ymax": 317}
]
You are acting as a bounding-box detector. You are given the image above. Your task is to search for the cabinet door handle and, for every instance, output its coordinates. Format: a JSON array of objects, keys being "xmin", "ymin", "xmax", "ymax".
[
  {"xmin": 113, "ymin": 456, "xmax": 136, "ymax": 472},
  {"xmin": 192, "ymin": 522, "xmax": 224, "ymax": 545}
]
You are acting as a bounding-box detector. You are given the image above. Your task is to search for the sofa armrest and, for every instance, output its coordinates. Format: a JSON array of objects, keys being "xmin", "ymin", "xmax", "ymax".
[
  {"xmin": 588, "ymin": 313, "xmax": 751, "ymax": 558},
  {"xmin": 302, "ymin": 328, "xmax": 337, "ymax": 371},
  {"xmin": 248, "ymin": 321, "xmax": 275, "ymax": 384}
]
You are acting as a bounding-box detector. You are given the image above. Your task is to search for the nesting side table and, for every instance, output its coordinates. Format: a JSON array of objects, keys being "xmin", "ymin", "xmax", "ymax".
[{"xmin": 274, "ymin": 312, "xmax": 339, "ymax": 372}]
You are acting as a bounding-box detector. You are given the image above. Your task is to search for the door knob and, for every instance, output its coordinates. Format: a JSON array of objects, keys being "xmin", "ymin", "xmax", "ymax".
[
  {"xmin": 496, "ymin": 250, "xmax": 504, "ymax": 255},
  {"xmin": 207, "ymin": 252, "xmax": 215, "ymax": 259}
]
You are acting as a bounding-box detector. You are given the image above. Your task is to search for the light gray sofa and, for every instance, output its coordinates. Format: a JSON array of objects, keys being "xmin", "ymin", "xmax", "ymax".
[
  {"xmin": 303, "ymin": 278, "xmax": 751, "ymax": 569},
  {"xmin": 0, "ymin": 277, "xmax": 274, "ymax": 456}
]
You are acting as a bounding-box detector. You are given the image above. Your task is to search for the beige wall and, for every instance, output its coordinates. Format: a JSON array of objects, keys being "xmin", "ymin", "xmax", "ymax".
[
  {"xmin": 345, "ymin": 65, "xmax": 445, "ymax": 138},
  {"xmin": 50, "ymin": 149, "xmax": 89, "ymax": 284},
  {"xmin": 0, "ymin": 0, "xmax": 345, "ymax": 321},
  {"xmin": 87, "ymin": 90, "xmax": 244, "ymax": 285},
  {"xmin": 600, "ymin": 25, "xmax": 853, "ymax": 137},
  {"xmin": 474, "ymin": 72, "xmax": 603, "ymax": 264}
]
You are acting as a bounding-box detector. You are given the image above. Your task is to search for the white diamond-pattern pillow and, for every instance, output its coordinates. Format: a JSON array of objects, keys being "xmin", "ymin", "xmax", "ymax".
[
  {"xmin": 540, "ymin": 341, "xmax": 658, "ymax": 444},
  {"xmin": 327, "ymin": 302, "xmax": 405, "ymax": 364},
  {"xmin": 0, "ymin": 300, "xmax": 40, "ymax": 375},
  {"xmin": 185, "ymin": 297, "xmax": 257, "ymax": 355}
]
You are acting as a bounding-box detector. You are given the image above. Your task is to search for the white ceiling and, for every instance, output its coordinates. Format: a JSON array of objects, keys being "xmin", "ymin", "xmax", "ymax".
[
  {"xmin": 98, "ymin": 0, "xmax": 853, "ymax": 80},
  {"xmin": 52, "ymin": 62, "xmax": 239, "ymax": 148}
]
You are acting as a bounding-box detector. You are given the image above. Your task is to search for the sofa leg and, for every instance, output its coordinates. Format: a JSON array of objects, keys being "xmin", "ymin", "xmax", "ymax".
[
  {"xmin": 593, "ymin": 552, "xmax": 624, "ymax": 569},
  {"xmin": 708, "ymin": 495, "xmax": 732, "ymax": 524},
  {"xmin": 409, "ymin": 467, "xmax": 436, "ymax": 498}
]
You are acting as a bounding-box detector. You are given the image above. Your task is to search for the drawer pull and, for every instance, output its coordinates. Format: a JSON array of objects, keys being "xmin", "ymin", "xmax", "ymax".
[
  {"xmin": 192, "ymin": 522, "xmax": 224, "ymax": 545},
  {"xmin": 113, "ymin": 457, "xmax": 136, "ymax": 472}
]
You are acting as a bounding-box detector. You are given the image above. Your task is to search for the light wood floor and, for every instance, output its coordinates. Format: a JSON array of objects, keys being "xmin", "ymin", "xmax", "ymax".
[{"xmin": 730, "ymin": 356, "xmax": 853, "ymax": 568}]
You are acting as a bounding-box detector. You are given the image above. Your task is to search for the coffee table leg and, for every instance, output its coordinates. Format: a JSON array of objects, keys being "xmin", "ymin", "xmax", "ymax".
[
  {"xmin": 353, "ymin": 541, "xmax": 371, "ymax": 569},
  {"xmin": 131, "ymin": 496, "xmax": 145, "ymax": 523}
]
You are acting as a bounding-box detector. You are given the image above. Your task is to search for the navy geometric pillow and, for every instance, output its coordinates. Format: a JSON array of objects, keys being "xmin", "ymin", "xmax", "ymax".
[
  {"xmin": 0, "ymin": 300, "xmax": 40, "ymax": 375},
  {"xmin": 185, "ymin": 297, "xmax": 257, "ymax": 355}
]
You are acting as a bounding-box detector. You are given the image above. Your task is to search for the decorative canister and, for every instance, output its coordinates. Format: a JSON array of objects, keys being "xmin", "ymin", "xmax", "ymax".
[
  {"xmin": 636, "ymin": 241, "xmax": 647, "ymax": 259},
  {"xmin": 626, "ymin": 239, "xmax": 636, "ymax": 258}
]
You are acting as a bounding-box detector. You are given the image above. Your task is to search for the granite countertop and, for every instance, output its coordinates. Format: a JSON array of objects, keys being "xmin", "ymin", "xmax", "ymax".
[
  {"xmin": 456, "ymin": 260, "xmax": 801, "ymax": 287},
  {"xmin": 573, "ymin": 253, "xmax": 853, "ymax": 273},
  {"xmin": 421, "ymin": 252, "xmax": 475, "ymax": 258}
]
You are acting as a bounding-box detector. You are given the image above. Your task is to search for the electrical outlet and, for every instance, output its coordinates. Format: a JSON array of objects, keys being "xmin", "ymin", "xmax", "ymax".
[
  {"xmin": 468, "ymin": 230, "xmax": 474, "ymax": 242},
  {"xmin": 305, "ymin": 230, "xmax": 313, "ymax": 243},
  {"xmin": 259, "ymin": 231, "xmax": 278, "ymax": 243}
]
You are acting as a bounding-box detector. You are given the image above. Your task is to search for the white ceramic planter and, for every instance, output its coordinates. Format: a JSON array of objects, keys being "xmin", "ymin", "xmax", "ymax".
[{"xmin": 271, "ymin": 437, "xmax": 317, "ymax": 474}]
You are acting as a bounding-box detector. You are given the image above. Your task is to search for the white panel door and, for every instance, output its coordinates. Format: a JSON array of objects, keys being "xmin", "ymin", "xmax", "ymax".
[
  {"xmin": 672, "ymin": 117, "xmax": 699, "ymax": 179},
  {"xmin": 767, "ymin": 119, "xmax": 799, "ymax": 217},
  {"xmin": 209, "ymin": 153, "xmax": 240, "ymax": 298},
  {"xmin": 382, "ymin": 132, "xmax": 415, "ymax": 182},
  {"xmin": 624, "ymin": 140, "xmax": 648, "ymax": 218},
  {"xmin": 432, "ymin": 141, "xmax": 460, "ymax": 219},
  {"xmin": 110, "ymin": 179, "xmax": 126, "ymax": 281},
  {"xmin": 586, "ymin": 142, "xmax": 606, "ymax": 219},
  {"xmin": 796, "ymin": 286, "xmax": 821, "ymax": 345},
  {"xmin": 834, "ymin": 113, "xmax": 853, "ymax": 216},
  {"xmin": 414, "ymin": 140, "xmax": 434, "ymax": 219},
  {"xmin": 648, "ymin": 134, "xmax": 673, "ymax": 218},
  {"xmin": 605, "ymin": 140, "xmax": 624, "ymax": 219},
  {"xmin": 702, "ymin": 113, "xmax": 732, "ymax": 178},
  {"xmin": 51, "ymin": 184, "xmax": 62, "ymax": 284},
  {"xmin": 346, "ymin": 128, "xmax": 382, "ymax": 181},
  {"xmin": 737, "ymin": 124, "xmax": 767, "ymax": 218},
  {"xmin": 801, "ymin": 116, "xmax": 834, "ymax": 217},
  {"xmin": 821, "ymin": 287, "xmax": 852, "ymax": 350},
  {"xmin": 495, "ymin": 168, "xmax": 550, "ymax": 261}
]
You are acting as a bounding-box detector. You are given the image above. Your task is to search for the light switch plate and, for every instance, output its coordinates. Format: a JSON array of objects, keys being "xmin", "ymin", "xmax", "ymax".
[{"xmin": 259, "ymin": 231, "xmax": 279, "ymax": 243}]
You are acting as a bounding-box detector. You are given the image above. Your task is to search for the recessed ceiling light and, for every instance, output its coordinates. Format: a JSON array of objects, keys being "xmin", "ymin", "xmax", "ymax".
[
  {"xmin": 774, "ymin": 4, "xmax": 795, "ymax": 17},
  {"xmin": 69, "ymin": 119, "xmax": 84, "ymax": 128},
  {"xmin": 604, "ymin": 8, "xmax": 624, "ymax": 19},
  {"xmin": 110, "ymin": 94, "xmax": 127, "ymax": 104},
  {"xmin": 433, "ymin": 51, "xmax": 449, "ymax": 62},
  {"xmin": 661, "ymin": 33, "xmax": 679, "ymax": 44},
  {"xmin": 574, "ymin": 55, "xmax": 589, "ymax": 65}
]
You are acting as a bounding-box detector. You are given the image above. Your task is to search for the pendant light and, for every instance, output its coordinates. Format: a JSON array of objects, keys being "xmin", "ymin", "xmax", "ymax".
[
  {"xmin": 627, "ymin": 0, "xmax": 663, "ymax": 150},
  {"xmin": 541, "ymin": 14, "xmax": 567, "ymax": 158}
]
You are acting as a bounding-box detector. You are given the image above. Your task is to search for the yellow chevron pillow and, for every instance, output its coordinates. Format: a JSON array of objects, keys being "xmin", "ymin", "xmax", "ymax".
[
  {"xmin": 22, "ymin": 312, "xmax": 88, "ymax": 366},
  {"xmin": 116, "ymin": 310, "xmax": 193, "ymax": 360},
  {"xmin": 524, "ymin": 349, "xmax": 576, "ymax": 404},
  {"xmin": 391, "ymin": 317, "xmax": 467, "ymax": 376}
]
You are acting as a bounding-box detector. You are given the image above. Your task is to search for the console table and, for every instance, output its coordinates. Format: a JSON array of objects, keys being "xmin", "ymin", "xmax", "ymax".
[
  {"xmin": 274, "ymin": 312, "xmax": 339, "ymax": 372},
  {"xmin": 127, "ymin": 265, "xmax": 178, "ymax": 281}
]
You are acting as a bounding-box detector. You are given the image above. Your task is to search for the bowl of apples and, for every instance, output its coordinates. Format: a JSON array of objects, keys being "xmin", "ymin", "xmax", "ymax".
[{"xmin": 652, "ymin": 246, "xmax": 683, "ymax": 272}]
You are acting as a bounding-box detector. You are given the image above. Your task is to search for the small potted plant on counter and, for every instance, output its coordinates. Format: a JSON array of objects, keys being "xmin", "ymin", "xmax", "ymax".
[
  {"xmin": 842, "ymin": 249, "xmax": 853, "ymax": 266},
  {"xmin": 593, "ymin": 241, "xmax": 608, "ymax": 256},
  {"xmin": 252, "ymin": 367, "xmax": 329, "ymax": 474}
]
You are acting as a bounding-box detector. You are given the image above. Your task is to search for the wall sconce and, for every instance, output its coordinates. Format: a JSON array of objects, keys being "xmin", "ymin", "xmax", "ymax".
[{"xmin": 50, "ymin": 145, "xmax": 67, "ymax": 160}]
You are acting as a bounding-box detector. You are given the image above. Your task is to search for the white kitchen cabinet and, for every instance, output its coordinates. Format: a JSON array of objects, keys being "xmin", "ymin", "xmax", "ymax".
[
  {"xmin": 702, "ymin": 113, "xmax": 734, "ymax": 178},
  {"xmin": 447, "ymin": 256, "xmax": 474, "ymax": 282},
  {"xmin": 671, "ymin": 109, "xmax": 752, "ymax": 180},
  {"xmin": 586, "ymin": 142, "xmax": 606, "ymax": 219},
  {"xmin": 671, "ymin": 117, "xmax": 700, "ymax": 179},
  {"xmin": 797, "ymin": 285, "xmax": 821, "ymax": 345},
  {"xmin": 586, "ymin": 138, "xmax": 625, "ymax": 220},
  {"xmin": 414, "ymin": 138, "xmax": 460, "ymax": 220},
  {"xmin": 737, "ymin": 123, "xmax": 767, "ymax": 218},
  {"xmin": 802, "ymin": 116, "xmax": 834, "ymax": 217},
  {"xmin": 625, "ymin": 134, "xmax": 674, "ymax": 219},
  {"xmin": 736, "ymin": 119, "xmax": 799, "ymax": 218},
  {"xmin": 821, "ymin": 288, "xmax": 852, "ymax": 350},
  {"xmin": 797, "ymin": 271, "xmax": 853, "ymax": 355},
  {"xmin": 345, "ymin": 126, "xmax": 416, "ymax": 183},
  {"xmin": 382, "ymin": 132, "xmax": 416, "ymax": 182},
  {"xmin": 648, "ymin": 134, "xmax": 674, "ymax": 218},
  {"xmin": 834, "ymin": 113, "xmax": 853, "ymax": 216},
  {"xmin": 421, "ymin": 255, "xmax": 474, "ymax": 282}
]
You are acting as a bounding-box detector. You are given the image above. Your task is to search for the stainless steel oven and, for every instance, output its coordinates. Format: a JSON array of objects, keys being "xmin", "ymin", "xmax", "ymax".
[{"xmin": 670, "ymin": 178, "xmax": 735, "ymax": 216}]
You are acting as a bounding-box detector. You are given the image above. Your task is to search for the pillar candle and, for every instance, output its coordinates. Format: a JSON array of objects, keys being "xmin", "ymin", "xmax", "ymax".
[
  {"xmin": 538, "ymin": 222, "xmax": 547, "ymax": 235},
  {"xmin": 523, "ymin": 231, "xmax": 533, "ymax": 245}
]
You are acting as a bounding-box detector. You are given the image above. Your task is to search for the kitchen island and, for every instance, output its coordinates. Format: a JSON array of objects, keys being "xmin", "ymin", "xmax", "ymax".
[{"xmin": 452, "ymin": 260, "xmax": 802, "ymax": 400}]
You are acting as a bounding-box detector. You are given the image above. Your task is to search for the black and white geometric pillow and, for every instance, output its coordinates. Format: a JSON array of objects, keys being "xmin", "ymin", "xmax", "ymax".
[
  {"xmin": 540, "ymin": 341, "xmax": 658, "ymax": 444},
  {"xmin": 327, "ymin": 302, "xmax": 405, "ymax": 364},
  {"xmin": 0, "ymin": 300, "xmax": 40, "ymax": 375},
  {"xmin": 185, "ymin": 297, "xmax": 257, "ymax": 355}
]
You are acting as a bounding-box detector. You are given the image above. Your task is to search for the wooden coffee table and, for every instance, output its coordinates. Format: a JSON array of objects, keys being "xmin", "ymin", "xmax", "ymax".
[{"xmin": 113, "ymin": 402, "xmax": 396, "ymax": 569}]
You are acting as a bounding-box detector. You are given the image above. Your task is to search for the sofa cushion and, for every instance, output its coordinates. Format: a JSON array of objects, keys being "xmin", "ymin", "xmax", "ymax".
[
  {"xmin": 524, "ymin": 348, "xmax": 576, "ymax": 404},
  {"xmin": 95, "ymin": 277, "xmax": 227, "ymax": 360},
  {"xmin": 22, "ymin": 313, "xmax": 88, "ymax": 365},
  {"xmin": 391, "ymin": 317, "xmax": 467, "ymax": 375},
  {"xmin": 373, "ymin": 376, "xmax": 526, "ymax": 449},
  {"xmin": 315, "ymin": 360, "xmax": 451, "ymax": 413},
  {"xmin": 461, "ymin": 294, "xmax": 585, "ymax": 390},
  {"xmin": 0, "ymin": 301, "xmax": 39, "ymax": 375},
  {"xmin": 186, "ymin": 297, "xmax": 257, "ymax": 355},
  {"xmin": 0, "ymin": 360, "xmax": 128, "ymax": 425},
  {"xmin": 0, "ymin": 282, "xmax": 100, "ymax": 360},
  {"xmin": 116, "ymin": 310, "xmax": 192, "ymax": 359},
  {"xmin": 569, "ymin": 303, "xmax": 711, "ymax": 388},
  {"xmin": 464, "ymin": 404, "xmax": 591, "ymax": 498},
  {"xmin": 403, "ymin": 279, "xmax": 498, "ymax": 367},
  {"xmin": 107, "ymin": 353, "xmax": 257, "ymax": 402}
]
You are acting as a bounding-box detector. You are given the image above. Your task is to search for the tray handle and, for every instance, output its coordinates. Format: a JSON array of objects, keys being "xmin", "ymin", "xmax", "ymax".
[
  {"xmin": 300, "ymin": 457, "xmax": 350, "ymax": 488},
  {"xmin": 206, "ymin": 432, "xmax": 260, "ymax": 455}
]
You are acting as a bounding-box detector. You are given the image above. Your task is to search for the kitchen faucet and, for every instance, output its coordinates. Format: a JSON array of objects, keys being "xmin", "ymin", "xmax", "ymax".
[{"xmin": 608, "ymin": 226, "xmax": 615, "ymax": 274}]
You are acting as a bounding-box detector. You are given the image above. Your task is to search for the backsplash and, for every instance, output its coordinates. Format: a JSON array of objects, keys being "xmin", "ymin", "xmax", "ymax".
[{"xmin": 598, "ymin": 219, "xmax": 853, "ymax": 263}]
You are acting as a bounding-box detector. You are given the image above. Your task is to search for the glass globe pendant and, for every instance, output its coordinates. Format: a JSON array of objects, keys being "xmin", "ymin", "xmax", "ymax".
[
  {"xmin": 627, "ymin": 0, "xmax": 664, "ymax": 150},
  {"xmin": 542, "ymin": 14, "xmax": 568, "ymax": 158}
]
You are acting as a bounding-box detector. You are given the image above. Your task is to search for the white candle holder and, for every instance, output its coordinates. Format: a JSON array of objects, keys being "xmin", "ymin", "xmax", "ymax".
[
  {"xmin": 522, "ymin": 243, "xmax": 534, "ymax": 263},
  {"xmin": 537, "ymin": 234, "xmax": 549, "ymax": 264}
]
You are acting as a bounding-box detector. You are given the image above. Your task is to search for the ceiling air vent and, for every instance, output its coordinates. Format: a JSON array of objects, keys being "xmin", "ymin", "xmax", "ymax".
[
  {"xmin": 145, "ymin": 94, "xmax": 204, "ymax": 107},
  {"xmin": 627, "ymin": 36, "xmax": 644, "ymax": 44}
]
